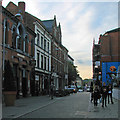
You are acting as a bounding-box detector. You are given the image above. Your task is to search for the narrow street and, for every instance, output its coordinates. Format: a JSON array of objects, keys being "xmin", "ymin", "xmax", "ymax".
[
  {"xmin": 20, "ymin": 92, "xmax": 90, "ymax": 118},
  {"xmin": 2, "ymin": 92, "xmax": 117, "ymax": 119}
]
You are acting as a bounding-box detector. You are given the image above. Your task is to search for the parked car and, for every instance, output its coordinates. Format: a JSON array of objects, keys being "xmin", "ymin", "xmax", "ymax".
[
  {"xmin": 87, "ymin": 86, "xmax": 90, "ymax": 92},
  {"xmin": 65, "ymin": 85, "xmax": 77, "ymax": 93},
  {"xmin": 78, "ymin": 89, "xmax": 83, "ymax": 92},
  {"xmin": 70, "ymin": 85, "xmax": 78, "ymax": 93}
]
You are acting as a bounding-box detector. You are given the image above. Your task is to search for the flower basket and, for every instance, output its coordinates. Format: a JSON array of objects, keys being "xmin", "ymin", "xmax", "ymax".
[{"xmin": 3, "ymin": 91, "xmax": 17, "ymax": 106}]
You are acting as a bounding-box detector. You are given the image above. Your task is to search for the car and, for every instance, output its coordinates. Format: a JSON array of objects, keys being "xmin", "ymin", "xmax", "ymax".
[
  {"xmin": 78, "ymin": 89, "xmax": 83, "ymax": 92},
  {"xmin": 65, "ymin": 85, "xmax": 77, "ymax": 93},
  {"xmin": 87, "ymin": 87, "xmax": 90, "ymax": 92},
  {"xmin": 70, "ymin": 85, "xmax": 78, "ymax": 93}
]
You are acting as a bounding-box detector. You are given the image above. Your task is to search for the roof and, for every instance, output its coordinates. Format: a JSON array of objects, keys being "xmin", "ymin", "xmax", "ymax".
[
  {"xmin": 105, "ymin": 27, "xmax": 120, "ymax": 34},
  {"xmin": 42, "ymin": 20, "xmax": 54, "ymax": 33}
]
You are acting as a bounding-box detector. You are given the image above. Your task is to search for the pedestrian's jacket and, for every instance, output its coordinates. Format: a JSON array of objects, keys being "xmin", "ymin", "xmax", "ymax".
[
  {"xmin": 93, "ymin": 88, "xmax": 100, "ymax": 99},
  {"xmin": 101, "ymin": 85, "xmax": 108, "ymax": 97},
  {"xmin": 108, "ymin": 85, "xmax": 113, "ymax": 94}
]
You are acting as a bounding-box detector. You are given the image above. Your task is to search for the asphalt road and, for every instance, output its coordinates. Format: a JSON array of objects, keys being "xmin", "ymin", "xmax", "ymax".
[{"xmin": 20, "ymin": 92, "xmax": 90, "ymax": 118}]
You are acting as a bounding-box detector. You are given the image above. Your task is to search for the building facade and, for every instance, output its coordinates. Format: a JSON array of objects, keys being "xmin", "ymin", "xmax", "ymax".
[
  {"xmin": 5, "ymin": 1, "xmax": 69, "ymax": 94},
  {"xmin": 2, "ymin": 5, "xmax": 36, "ymax": 97},
  {"xmin": 42, "ymin": 16, "xmax": 68, "ymax": 90},
  {"xmin": 92, "ymin": 28, "xmax": 120, "ymax": 86}
]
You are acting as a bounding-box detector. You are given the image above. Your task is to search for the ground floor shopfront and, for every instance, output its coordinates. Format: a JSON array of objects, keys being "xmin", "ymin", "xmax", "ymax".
[
  {"xmin": 35, "ymin": 70, "xmax": 66, "ymax": 95},
  {"xmin": 3, "ymin": 48, "xmax": 35, "ymax": 98}
]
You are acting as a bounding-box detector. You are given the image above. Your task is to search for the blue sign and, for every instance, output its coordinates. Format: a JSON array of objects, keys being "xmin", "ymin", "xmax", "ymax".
[{"xmin": 102, "ymin": 62, "xmax": 120, "ymax": 85}]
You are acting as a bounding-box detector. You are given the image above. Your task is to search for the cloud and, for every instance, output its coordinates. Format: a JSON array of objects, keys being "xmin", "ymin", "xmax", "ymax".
[{"xmin": 2, "ymin": 0, "xmax": 118, "ymax": 79}]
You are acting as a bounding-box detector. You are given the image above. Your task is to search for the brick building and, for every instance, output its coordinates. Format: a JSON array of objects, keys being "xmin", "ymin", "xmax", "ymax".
[
  {"xmin": 92, "ymin": 27, "xmax": 120, "ymax": 85},
  {"xmin": 5, "ymin": 1, "xmax": 69, "ymax": 93},
  {"xmin": 2, "ymin": 4, "xmax": 36, "ymax": 97}
]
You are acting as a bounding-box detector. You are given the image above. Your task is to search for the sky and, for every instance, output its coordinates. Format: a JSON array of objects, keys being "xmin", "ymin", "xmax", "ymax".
[{"xmin": 2, "ymin": 0, "xmax": 118, "ymax": 79}]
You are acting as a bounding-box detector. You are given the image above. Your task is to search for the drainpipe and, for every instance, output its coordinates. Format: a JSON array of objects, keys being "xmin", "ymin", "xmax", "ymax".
[{"xmin": 3, "ymin": 18, "xmax": 6, "ymax": 80}]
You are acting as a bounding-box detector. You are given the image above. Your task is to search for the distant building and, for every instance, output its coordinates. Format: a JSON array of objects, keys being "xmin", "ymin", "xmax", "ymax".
[{"xmin": 92, "ymin": 27, "xmax": 120, "ymax": 86}]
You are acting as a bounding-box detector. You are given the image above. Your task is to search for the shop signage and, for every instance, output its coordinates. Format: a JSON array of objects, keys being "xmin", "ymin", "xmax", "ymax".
[{"xmin": 17, "ymin": 53, "xmax": 25, "ymax": 58}]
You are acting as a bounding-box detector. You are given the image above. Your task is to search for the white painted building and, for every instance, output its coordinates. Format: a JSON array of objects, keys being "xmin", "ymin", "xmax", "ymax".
[{"xmin": 34, "ymin": 21, "xmax": 52, "ymax": 93}]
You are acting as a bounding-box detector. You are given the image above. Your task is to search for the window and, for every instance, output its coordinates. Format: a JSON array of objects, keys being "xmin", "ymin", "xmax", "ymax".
[
  {"xmin": 48, "ymin": 58, "xmax": 49, "ymax": 71},
  {"xmin": 37, "ymin": 33, "xmax": 40, "ymax": 46},
  {"xmin": 44, "ymin": 39, "xmax": 46, "ymax": 51},
  {"xmin": 25, "ymin": 35, "xmax": 28, "ymax": 53},
  {"xmin": 44, "ymin": 57, "xmax": 46, "ymax": 70},
  {"xmin": 37, "ymin": 53, "xmax": 39, "ymax": 68},
  {"xmin": 41, "ymin": 36, "xmax": 43, "ymax": 49},
  {"xmin": 41, "ymin": 55, "xmax": 43, "ymax": 69},
  {"xmin": 31, "ymin": 38, "xmax": 34, "ymax": 56},
  {"xmin": 17, "ymin": 25, "xmax": 23, "ymax": 50},
  {"xmin": 47, "ymin": 42, "xmax": 49, "ymax": 52},
  {"xmin": 12, "ymin": 26, "xmax": 16, "ymax": 48},
  {"xmin": 5, "ymin": 20, "xmax": 9, "ymax": 44}
]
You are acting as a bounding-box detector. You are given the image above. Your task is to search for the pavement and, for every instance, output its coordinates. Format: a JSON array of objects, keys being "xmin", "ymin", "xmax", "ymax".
[
  {"xmin": 87, "ymin": 97, "xmax": 119, "ymax": 118},
  {"xmin": 2, "ymin": 95, "xmax": 62, "ymax": 119},
  {"xmin": 2, "ymin": 93, "xmax": 120, "ymax": 119}
]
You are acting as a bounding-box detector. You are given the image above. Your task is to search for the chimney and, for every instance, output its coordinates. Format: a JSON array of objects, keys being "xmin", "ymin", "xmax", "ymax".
[{"xmin": 18, "ymin": 2, "xmax": 25, "ymax": 13}]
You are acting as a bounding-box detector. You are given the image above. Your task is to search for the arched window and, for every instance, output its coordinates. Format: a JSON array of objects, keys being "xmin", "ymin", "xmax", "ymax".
[
  {"xmin": 17, "ymin": 25, "xmax": 23, "ymax": 50},
  {"xmin": 11, "ymin": 25, "xmax": 16, "ymax": 48},
  {"xmin": 4, "ymin": 19, "xmax": 9, "ymax": 44},
  {"xmin": 16, "ymin": 22, "xmax": 25, "ymax": 50}
]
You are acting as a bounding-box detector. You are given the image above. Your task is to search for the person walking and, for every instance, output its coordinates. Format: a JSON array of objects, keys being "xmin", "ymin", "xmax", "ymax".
[
  {"xmin": 108, "ymin": 84, "xmax": 114, "ymax": 104},
  {"xmin": 50, "ymin": 82, "xmax": 55, "ymax": 99},
  {"xmin": 90, "ymin": 82, "xmax": 94, "ymax": 103},
  {"xmin": 101, "ymin": 82, "xmax": 108, "ymax": 107},
  {"xmin": 93, "ymin": 85, "xmax": 100, "ymax": 106}
]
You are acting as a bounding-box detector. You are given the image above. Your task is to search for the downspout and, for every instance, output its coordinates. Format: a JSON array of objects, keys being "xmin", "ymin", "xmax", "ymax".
[{"xmin": 3, "ymin": 18, "xmax": 7, "ymax": 80}]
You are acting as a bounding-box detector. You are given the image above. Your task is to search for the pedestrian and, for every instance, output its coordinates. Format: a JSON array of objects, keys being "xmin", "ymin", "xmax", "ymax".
[
  {"xmin": 90, "ymin": 82, "xmax": 93, "ymax": 103},
  {"xmin": 93, "ymin": 85, "xmax": 100, "ymax": 106},
  {"xmin": 98, "ymin": 85, "xmax": 102, "ymax": 104},
  {"xmin": 101, "ymin": 82, "xmax": 108, "ymax": 107},
  {"xmin": 108, "ymin": 84, "xmax": 114, "ymax": 104},
  {"xmin": 35, "ymin": 81, "xmax": 39, "ymax": 96},
  {"xmin": 50, "ymin": 82, "xmax": 55, "ymax": 99}
]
